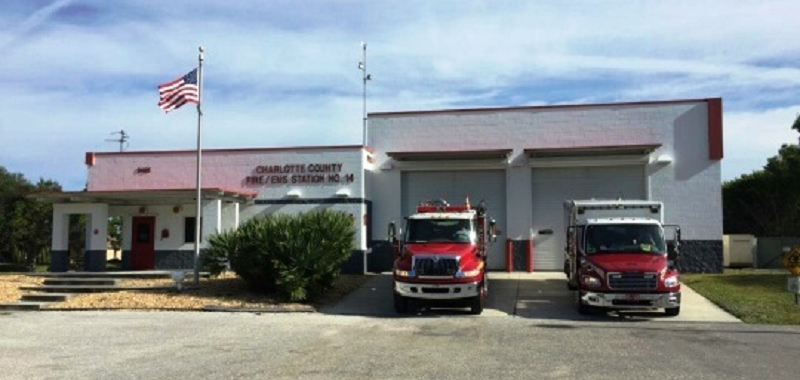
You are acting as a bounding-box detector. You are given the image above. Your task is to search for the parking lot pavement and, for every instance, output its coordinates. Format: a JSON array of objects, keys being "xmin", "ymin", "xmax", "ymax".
[{"xmin": 322, "ymin": 272, "xmax": 741, "ymax": 323}]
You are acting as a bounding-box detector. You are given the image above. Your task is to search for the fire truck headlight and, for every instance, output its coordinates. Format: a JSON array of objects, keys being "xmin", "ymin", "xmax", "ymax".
[
  {"xmin": 455, "ymin": 268, "xmax": 482, "ymax": 278},
  {"xmin": 581, "ymin": 275, "xmax": 601, "ymax": 288},
  {"xmin": 394, "ymin": 269, "xmax": 416, "ymax": 278},
  {"xmin": 664, "ymin": 276, "xmax": 680, "ymax": 288}
]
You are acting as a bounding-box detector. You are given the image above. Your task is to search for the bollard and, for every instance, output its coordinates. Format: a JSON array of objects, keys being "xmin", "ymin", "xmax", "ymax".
[
  {"xmin": 527, "ymin": 239, "xmax": 534, "ymax": 273},
  {"xmin": 506, "ymin": 238, "xmax": 513, "ymax": 273}
]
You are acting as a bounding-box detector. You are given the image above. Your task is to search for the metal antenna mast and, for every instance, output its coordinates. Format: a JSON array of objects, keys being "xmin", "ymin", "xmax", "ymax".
[
  {"xmin": 358, "ymin": 41, "xmax": 372, "ymax": 146},
  {"xmin": 106, "ymin": 130, "xmax": 129, "ymax": 152}
]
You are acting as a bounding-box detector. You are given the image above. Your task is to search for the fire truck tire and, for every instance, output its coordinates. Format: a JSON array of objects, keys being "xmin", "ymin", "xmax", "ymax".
[
  {"xmin": 469, "ymin": 296, "xmax": 483, "ymax": 315},
  {"xmin": 664, "ymin": 306, "xmax": 680, "ymax": 316},
  {"xmin": 469, "ymin": 281, "xmax": 486, "ymax": 315},
  {"xmin": 394, "ymin": 293, "xmax": 408, "ymax": 314}
]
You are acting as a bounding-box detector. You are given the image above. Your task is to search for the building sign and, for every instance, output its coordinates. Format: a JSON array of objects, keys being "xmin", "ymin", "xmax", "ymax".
[{"xmin": 245, "ymin": 163, "xmax": 355, "ymax": 186}]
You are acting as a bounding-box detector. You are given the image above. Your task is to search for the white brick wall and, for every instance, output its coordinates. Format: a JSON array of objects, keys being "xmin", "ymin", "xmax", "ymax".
[{"xmin": 368, "ymin": 101, "xmax": 722, "ymax": 241}]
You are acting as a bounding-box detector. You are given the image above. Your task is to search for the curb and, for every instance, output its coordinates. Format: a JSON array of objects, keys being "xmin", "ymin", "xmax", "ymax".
[{"xmin": 202, "ymin": 305, "xmax": 316, "ymax": 313}]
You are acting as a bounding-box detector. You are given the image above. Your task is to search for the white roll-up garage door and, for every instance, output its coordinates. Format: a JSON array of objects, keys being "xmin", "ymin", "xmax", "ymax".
[
  {"xmin": 402, "ymin": 170, "xmax": 507, "ymax": 270},
  {"xmin": 531, "ymin": 166, "xmax": 645, "ymax": 271}
]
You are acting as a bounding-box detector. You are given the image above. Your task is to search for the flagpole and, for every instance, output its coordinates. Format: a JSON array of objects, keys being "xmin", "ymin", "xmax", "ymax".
[{"xmin": 193, "ymin": 46, "xmax": 204, "ymax": 286}]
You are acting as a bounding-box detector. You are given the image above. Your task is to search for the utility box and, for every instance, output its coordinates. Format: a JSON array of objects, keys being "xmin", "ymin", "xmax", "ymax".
[{"xmin": 723, "ymin": 234, "xmax": 756, "ymax": 268}]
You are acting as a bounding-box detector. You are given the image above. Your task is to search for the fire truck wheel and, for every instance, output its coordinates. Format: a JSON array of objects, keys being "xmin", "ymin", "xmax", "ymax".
[
  {"xmin": 469, "ymin": 282, "xmax": 486, "ymax": 315},
  {"xmin": 469, "ymin": 296, "xmax": 484, "ymax": 315},
  {"xmin": 664, "ymin": 306, "xmax": 680, "ymax": 316},
  {"xmin": 393, "ymin": 293, "xmax": 408, "ymax": 314}
]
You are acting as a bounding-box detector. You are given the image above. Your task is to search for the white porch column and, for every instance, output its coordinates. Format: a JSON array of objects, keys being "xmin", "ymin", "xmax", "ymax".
[
  {"xmin": 51, "ymin": 205, "xmax": 71, "ymax": 272},
  {"xmin": 50, "ymin": 203, "xmax": 109, "ymax": 272},
  {"xmin": 201, "ymin": 199, "xmax": 222, "ymax": 246}
]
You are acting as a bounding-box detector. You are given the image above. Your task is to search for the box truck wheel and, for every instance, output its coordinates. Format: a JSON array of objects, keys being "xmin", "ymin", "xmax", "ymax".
[
  {"xmin": 664, "ymin": 306, "xmax": 680, "ymax": 316},
  {"xmin": 394, "ymin": 293, "xmax": 408, "ymax": 314},
  {"xmin": 575, "ymin": 292, "xmax": 590, "ymax": 315}
]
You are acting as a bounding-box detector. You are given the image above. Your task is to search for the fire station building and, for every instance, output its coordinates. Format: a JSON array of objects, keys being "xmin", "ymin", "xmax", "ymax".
[{"xmin": 45, "ymin": 98, "xmax": 724, "ymax": 273}]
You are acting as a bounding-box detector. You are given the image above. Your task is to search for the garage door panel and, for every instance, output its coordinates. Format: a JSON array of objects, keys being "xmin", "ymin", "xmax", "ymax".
[
  {"xmin": 402, "ymin": 170, "xmax": 506, "ymax": 270},
  {"xmin": 532, "ymin": 166, "xmax": 645, "ymax": 271}
]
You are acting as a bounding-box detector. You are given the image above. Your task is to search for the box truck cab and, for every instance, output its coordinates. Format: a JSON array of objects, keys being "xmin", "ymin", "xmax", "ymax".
[{"xmin": 564, "ymin": 200, "xmax": 682, "ymax": 316}]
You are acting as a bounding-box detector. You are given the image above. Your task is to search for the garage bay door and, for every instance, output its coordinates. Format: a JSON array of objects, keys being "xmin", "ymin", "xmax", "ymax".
[
  {"xmin": 531, "ymin": 166, "xmax": 645, "ymax": 271},
  {"xmin": 402, "ymin": 170, "xmax": 507, "ymax": 270}
]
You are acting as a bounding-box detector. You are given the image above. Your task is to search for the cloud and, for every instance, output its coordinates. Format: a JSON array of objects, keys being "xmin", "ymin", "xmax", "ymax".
[
  {"xmin": 1, "ymin": 0, "xmax": 799, "ymax": 188},
  {"xmin": 0, "ymin": 0, "xmax": 73, "ymax": 51},
  {"xmin": 723, "ymin": 106, "xmax": 799, "ymax": 180}
]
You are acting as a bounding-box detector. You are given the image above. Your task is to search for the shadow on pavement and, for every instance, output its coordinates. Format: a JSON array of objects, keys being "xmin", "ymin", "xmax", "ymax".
[
  {"xmin": 319, "ymin": 272, "xmax": 709, "ymax": 323},
  {"xmin": 320, "ymin": 272, "xmax": 745, "ymax": 325}
]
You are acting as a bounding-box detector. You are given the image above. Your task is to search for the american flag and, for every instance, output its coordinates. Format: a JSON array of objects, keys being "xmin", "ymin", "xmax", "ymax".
[{"xmin": 158, "ymin": 69, "xmax": 199, "ymax": 112}]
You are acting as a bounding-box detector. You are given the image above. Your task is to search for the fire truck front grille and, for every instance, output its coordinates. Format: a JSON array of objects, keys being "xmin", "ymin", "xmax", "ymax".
[
  {"xmin": 607, "ymin": 273, "xmax": 658, "ymax": 290},
  {"xmin": 414, "ymin": 257, "xmax": 459, "ymax": 277}
]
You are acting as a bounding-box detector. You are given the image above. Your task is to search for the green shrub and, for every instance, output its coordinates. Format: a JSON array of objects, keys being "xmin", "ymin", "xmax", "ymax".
[{"xmin": 205, "ymin": 210, "xmax": 356, "ymax": 301}]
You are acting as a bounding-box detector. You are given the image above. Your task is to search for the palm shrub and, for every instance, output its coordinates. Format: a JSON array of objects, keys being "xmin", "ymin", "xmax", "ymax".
[{"xmin": 205, "ymin": 209, "xmax": 356, "ymax": 301}]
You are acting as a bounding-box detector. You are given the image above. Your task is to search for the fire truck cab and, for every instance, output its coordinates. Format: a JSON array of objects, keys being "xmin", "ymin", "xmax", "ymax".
[{"xmin": 389, "ymin": 198, "xmax": 497, "ymax": 315}]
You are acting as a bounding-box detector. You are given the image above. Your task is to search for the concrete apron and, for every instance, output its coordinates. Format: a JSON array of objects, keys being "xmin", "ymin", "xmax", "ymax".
[{"xmin": 321, "ymin": 272, "xmax": 741, "ymax": 323}]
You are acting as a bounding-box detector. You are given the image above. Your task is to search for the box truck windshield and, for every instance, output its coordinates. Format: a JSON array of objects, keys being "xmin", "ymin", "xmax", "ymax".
[{"xmin": 585, "ymin": 224, "xmax": 666, "ymax": 254}]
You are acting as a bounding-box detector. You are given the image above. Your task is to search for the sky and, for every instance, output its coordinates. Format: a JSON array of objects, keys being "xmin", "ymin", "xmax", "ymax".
[{"xmin": 1, "ymin": 0, "xmax": 799, "ymax": 190}]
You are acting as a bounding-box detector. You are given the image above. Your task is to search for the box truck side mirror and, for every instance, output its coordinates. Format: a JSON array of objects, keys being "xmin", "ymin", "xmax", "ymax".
[{"xmin": 667, "ymin": 241, "xmax": 680, "ymax": 262}]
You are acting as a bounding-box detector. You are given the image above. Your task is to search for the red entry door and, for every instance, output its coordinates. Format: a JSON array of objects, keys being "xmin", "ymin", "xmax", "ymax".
[{"xmin": 131, "ymin": 217, "xmax": 156, "ymax": 270}]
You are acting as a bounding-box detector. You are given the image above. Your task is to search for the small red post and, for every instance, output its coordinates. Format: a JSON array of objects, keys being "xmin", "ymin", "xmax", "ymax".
[
  {"xmin": 506, "ymin": 238, "xmax": 513, "ymax": 272},
  {"xmin": 527, "ymin": 239, "xmax": 534, "ymax": 273}
]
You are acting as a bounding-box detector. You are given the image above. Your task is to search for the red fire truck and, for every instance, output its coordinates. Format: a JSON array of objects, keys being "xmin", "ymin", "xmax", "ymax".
[
  {"xmin": 389, "ymin": 198, "xmax": 497, "ymax": 314},
  {"xmin": 564, "ymin": 199, "xmax": 683, "ymax": 316}
]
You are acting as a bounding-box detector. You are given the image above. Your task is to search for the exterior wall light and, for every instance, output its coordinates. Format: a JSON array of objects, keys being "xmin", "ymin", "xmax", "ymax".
[
  {"xmin": 286, "ymin": 189, "xmax": 302, "ymax": 198},
  {"xmin": 335, "ymin": 188, "xmax": 351, "ymax": 198},
  {"xmin": 652, "ymin": 154, "xmax": 673, "ymax": 164}
]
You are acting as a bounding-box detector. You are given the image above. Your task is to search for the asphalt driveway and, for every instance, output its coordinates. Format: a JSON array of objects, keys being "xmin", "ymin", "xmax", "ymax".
[{"xmin": 321, "ymin": 272, "xmax": 741, "ymax": 323}]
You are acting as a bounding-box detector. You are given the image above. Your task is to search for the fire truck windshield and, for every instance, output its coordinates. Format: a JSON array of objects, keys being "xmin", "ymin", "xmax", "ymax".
[
  {"xmin": 405, "ymin": 219, "xmax": 474, "ymax": 243},
  {"xmin": 584, "ymin": 224, "xmax": 666, "ymax": 254}
]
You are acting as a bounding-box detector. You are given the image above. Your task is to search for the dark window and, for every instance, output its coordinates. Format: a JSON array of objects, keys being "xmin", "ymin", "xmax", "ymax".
[
  {"xmin": 137, "ymin": 223, "xmax": 151, "ymax": 243},
  {"xmin": 184, "ymin": 217, "xmax": 202, "ymax": 243}
]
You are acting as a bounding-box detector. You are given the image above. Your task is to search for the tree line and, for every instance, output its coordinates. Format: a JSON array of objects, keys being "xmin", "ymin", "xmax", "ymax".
[
  {"xmin": 723, "ymin": 116, "xmax": 800, "ymax": 236},
  {"xmin": 0, "ymin": 166, "xmax": 61, "ymax": 270}
]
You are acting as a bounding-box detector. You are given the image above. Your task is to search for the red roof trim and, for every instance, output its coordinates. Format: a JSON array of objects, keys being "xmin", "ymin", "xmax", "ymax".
[
  {"xmin": 35, "ymin": 188, "xmax": 258, "ymax": 199},
  {"xmin": 90, "ymin": 145, "xmax": 372, "ymax": 157},
  {"xmin": 370, "ymin": 98, "xmax": 717, "ymax": 117},
  {"xmin": 707, "ymin": 98, "xmax": 723, "ymax": 160}
]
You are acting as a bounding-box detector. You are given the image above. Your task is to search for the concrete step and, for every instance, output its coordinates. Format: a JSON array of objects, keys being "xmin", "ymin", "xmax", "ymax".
[
  {"xmin": 21, "ymin": 293, "xmax": 75, "ymax": 302},
  {"xmin": 44, "ymin": 278, "xmax": 120, "ymax": 286},
  {"xmin": 20, "ymin": 285, "xmax": 122, "ymax": 293},
  {"xmin": 0, "ymin": 302, "xmax": 46, "ymax": 311},
  {"xmin": 29, "ymin": 271, "xmax": 210, "ymax": 279}
]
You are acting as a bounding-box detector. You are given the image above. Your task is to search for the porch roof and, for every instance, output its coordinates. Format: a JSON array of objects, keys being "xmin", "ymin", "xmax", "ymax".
[
  {"xmin": 387, "ymin": 149, "xmax": 513, "ymax": 161},
  {"xmin": 31, "ymin": 188, "xmax": 257, "ymax": 205},
  {"xmin": 524, "ymin": 144, "xmax": 661, "ymax": 158}
]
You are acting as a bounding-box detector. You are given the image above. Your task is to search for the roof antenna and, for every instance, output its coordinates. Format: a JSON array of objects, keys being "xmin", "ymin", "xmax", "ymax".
[{"xmin": 106, "ymin": 130, "xmax": 129, "ymax": 152}]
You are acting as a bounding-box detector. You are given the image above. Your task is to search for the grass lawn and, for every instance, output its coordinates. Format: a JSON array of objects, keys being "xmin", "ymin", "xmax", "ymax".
[{"xmin": 682, "ymin": 269, "xmax": 800, "ymax": 325}]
